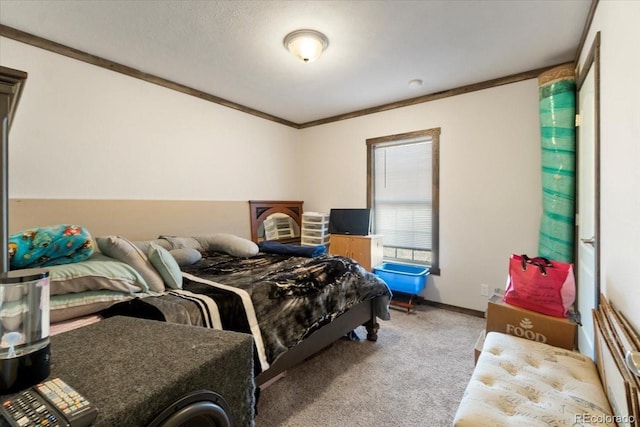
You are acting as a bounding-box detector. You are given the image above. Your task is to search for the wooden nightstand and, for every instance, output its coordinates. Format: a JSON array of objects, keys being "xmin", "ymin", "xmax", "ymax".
[{"xmin": 328, "ymin": 234, "xmax": 383, "ymax": 271}]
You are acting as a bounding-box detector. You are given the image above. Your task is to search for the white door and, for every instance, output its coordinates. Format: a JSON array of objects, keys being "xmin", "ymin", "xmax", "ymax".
[{"xmin": 577, "ymin": 62, "xmax": 598, "ymax": 359}]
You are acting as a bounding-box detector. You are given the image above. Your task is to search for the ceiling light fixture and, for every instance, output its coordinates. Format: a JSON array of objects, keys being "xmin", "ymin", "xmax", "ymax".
[
  {"xmin": 283, "ymin": 29, "xmax": 329, "ymax": 63},
  {"xmin": 408, "ymin": 79, "xmax": 423, "ymax": 88}
]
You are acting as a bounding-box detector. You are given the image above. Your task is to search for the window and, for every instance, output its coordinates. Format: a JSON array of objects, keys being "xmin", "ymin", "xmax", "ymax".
[{"xmin": 367, "ymin": 128, "xmax": 440, "ymax": 275}]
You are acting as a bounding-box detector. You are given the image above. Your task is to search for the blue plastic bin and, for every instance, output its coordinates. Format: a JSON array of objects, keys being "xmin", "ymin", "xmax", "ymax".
[{"xmin": 373, "ymin": 262, "xmax": 429, "ymax": 295}]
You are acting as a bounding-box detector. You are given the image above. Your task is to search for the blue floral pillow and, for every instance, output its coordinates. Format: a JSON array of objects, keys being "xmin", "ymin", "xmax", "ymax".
[{"xmin": 9, "ymin": 225, "xmax": 94, "ymax": 269}]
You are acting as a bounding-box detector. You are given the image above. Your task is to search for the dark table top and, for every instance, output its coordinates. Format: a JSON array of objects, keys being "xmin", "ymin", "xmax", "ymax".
[{"xmin": 3, "ymin": 316, "xmax": 256, "ymax": 426}]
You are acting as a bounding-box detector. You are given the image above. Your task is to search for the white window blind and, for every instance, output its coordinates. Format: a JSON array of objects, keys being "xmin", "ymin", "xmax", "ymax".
[{"xmin": 373, "ymin": 139, "xmax": 432, "ymax": 251}]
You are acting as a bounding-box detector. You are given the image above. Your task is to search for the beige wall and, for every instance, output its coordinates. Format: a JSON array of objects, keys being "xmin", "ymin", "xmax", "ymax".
[
  {"xmin": 9, "ymin": 199, "xmax": 251, "ymax": 241},
  {"xmin": 298, "ymin": 0, "xmax": 640, "ymax": 323},
  {"xmin": 0, "ymin": 37, "xmax": 301, "ymax": 202},
  {"xmin": 3, "ymin": 1, "xmax": 637, "ymax": 330},
  {"xmin": 1, "ymin": 33, "xmax": 541, "ymax": 314},
  {"xmin": 299, "ymin": 81, "xmax": 542, "ymax": 313},
  {"xmin": 579, "ymin": 1, "xmax": 640, "ymax": 333}
]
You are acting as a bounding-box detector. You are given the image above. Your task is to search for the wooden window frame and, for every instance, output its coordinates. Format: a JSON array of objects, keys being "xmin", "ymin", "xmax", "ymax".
[{"xmin": 366, "ymin": 128, "xmax": 440, "ymax": 275}]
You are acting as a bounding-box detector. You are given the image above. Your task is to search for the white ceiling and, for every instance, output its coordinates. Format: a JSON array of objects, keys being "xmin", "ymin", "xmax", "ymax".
[{"xmin": 0, "ymin": 0, "xmax": 591, "ymax": 125}]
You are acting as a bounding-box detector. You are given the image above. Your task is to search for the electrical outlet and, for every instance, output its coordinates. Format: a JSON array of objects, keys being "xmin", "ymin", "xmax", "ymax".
[{"xmin": 480, "ymin": 284, "xmax": 489, "ymax": 297}]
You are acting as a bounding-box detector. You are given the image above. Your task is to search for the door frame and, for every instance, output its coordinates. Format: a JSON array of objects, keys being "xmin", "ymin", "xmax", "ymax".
[
  {"xmin": 575, "ymin": 32, "xmax": 601, "ymax": 317},
  {"xmin": 0, "ymin": 66, "xmax": 28, "ymax": 273}
]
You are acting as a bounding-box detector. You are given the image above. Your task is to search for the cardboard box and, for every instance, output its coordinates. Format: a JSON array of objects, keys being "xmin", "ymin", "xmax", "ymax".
[
  {"xmin": 485, "ymin": 296, "xmax": 577, "ymax": 350},
  {"xmin": 474, "ymin": 329, "xmax": 486, "ymax": 365}
]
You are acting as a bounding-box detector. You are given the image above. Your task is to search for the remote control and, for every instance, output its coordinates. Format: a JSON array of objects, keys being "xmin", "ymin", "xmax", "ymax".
[{"xmin": 1, "ymin": 377, "xmax": 98, "ymax": 427}]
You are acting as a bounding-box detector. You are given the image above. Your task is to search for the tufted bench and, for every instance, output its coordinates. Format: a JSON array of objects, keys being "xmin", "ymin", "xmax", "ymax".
[{"xmin": 453, "ymin": 331, "xmax": 615, "ymax": 426}]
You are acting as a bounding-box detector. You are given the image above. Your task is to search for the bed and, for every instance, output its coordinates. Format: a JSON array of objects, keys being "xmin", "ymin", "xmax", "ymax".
[{"xmin": 38, "ymin": 230, "xmax": 391, "ymax": 387}]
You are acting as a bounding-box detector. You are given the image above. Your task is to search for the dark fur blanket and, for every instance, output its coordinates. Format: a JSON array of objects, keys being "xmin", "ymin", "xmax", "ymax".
[
  {"xmin": 181, "ymin": 252, "xmax": 391, "ymax": 367},
  {"xmin": 105, "ymin": 251, "xmax": 391, "ymax": 372}
]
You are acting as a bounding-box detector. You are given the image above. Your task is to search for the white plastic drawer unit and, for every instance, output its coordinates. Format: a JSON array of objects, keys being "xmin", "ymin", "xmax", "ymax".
[
  {"xmin": 302, "ymin": 212, "xmax": 330, "ymax": 223},
  {"xmin": 302, "ymin": 229, "xmax": 328, "ymax": 238},
  {"xmin": 302, "ymin": 221, "xmax": 328, "ymax": 230},
  {"xmin": 301, "ymin": 236, "xmax": 330, "ymax": 246}
]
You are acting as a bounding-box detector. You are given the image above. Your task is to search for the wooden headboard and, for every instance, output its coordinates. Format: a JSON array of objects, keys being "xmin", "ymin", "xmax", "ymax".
[
  {"xmin": 248, "ymin": 200, "xmax": 303, "ymax": 243},
  {"xmin": 9, "ymin": 199, "xmax": 252, "ymax": 241}
]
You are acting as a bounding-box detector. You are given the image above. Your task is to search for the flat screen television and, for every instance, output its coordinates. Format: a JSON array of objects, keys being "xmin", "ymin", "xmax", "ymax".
[{"xmin": 328, "ymin": 208, "xmax": 371, "ymax": 236}]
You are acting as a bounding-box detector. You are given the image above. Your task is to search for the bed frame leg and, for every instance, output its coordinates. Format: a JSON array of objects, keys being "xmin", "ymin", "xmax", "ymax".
[
  {"xmin": 365, "ymin": 320, "xmax": 379, "ymax": 341},
  {"xmin": 364, "ymin": 299, "xmax": 380, "ymax": 341}
]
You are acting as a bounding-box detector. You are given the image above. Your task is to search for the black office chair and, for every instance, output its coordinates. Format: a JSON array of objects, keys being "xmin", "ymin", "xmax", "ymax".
[{"xmin": 148, "ymin": 390, "xmax": 232, "ymax": 427}]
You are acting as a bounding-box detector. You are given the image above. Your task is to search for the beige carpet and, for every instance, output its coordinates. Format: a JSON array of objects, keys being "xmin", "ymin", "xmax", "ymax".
[{"xmin": 256, "ymin": 304, "xmax": 485, "ymax": 427}]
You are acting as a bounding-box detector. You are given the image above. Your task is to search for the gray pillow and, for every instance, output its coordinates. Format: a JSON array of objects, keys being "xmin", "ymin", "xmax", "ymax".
[
  {"xmin": 159, "ymin": 236, "xmax": 203, "ymax": 251},
  {"xmin": 195, "ymin": 234, "xmax": 259, "ymax": 258},
  {"xmin": 96, "ymin": 235, "xmax": 165, "ymax": 292},
  {"xmin": 148, "ymin": 243, "xmax": 182, "ymax": 289},
  {"xmin": 50, "ymin": 291, "xmax": 135, "ymax": 323},
  {"xmin": 169, "ymin": 248, "xmax": 202, "ymax": 266},
  {"xmin": 133, "ymin": 238, "xmax": 172, "ymax": 254},
  {"xmin": 48, "ymin": 253, "xmax": 148, "ymax": 295}
]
